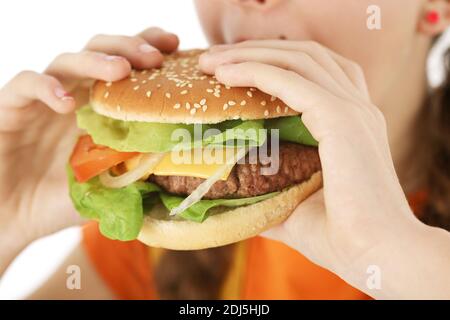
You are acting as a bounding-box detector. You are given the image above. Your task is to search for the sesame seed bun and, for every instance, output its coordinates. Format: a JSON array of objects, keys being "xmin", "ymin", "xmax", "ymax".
[
  {"xmin": 137, "ymin": 171, "xmax": 322, "ymax": 250},
  {"xmin": 90, "ymin": 49, "xmax": 299, "ymax": 124}
]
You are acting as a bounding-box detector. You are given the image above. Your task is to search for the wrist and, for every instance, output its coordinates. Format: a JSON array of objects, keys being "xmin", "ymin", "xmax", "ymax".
[{"xmin": 338, "ymin": 215, "xmax": 426, "ymax": 299}]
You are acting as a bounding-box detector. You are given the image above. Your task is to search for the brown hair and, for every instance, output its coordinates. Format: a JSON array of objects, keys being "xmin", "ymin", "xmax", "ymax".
[
  {"xmin": 418, "ymin": 46, "xmax": 450, "ymax": 231},
  {"xmin": 153, "ymin": 42, "xmax": 450, "ymax": 301}
]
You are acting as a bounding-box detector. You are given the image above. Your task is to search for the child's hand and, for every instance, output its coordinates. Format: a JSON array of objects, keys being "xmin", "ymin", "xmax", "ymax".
[
  {"xmin": 199, "ymin": 40, "xmax": 426, "ymax": 288},
  {"xmin": 0, "ymin": 28, "xmax": 179, "ymax": 262}
]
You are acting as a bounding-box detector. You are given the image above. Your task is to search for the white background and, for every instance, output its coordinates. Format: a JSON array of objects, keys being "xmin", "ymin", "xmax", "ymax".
[
  {"xmin": 0, "ymin": 0, "xmax": 207, "ymax": 86},
  {"xmin": 0, "ymin": 0, "xmax": 449, "ymax": 300}
]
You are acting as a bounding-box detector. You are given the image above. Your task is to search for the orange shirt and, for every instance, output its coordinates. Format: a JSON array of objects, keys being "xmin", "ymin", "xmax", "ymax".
[{"xmin": 82, "ymin": 191, "xmax": 427, "ymax": 300}]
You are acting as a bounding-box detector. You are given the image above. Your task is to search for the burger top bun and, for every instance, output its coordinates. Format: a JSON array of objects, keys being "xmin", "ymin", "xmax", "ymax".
[
  {"xmin": 90, "ymin": 49, "xmax": 299, "ymax": 124},
  {"xmin": 138, "ymin": 172, "xmax": 322, "ymax": 250}
]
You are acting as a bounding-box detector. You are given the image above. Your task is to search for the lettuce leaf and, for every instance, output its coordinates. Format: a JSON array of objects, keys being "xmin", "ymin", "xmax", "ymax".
[
  {"xmin": 77, "ymin": 105, "xmax": 266, "ymax": 153},
  {"xmin": 265, "ymin": 116, "xmax": 318, "ymax": 147},
  {"xmin": 68, "ymin": 167, "xmax": 160, "ymax": 241},
  {"xmin": 68, "ymin": 167, "xmax": 278, "ymax": 241},
  {"xmin": 159, "ymin": 191, "xmax": 279, "ymax": 223}
]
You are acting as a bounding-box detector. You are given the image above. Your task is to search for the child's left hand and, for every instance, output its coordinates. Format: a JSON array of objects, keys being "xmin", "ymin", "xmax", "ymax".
[{"xmin": 199, "ymin": 40, "xmax": 429, "ymax": 297}]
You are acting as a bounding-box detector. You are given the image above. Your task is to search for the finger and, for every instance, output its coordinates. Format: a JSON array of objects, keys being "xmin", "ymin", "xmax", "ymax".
[
  {"xmin": 211, "ymin": 40, "xmax": 369, "ymax": 99},
  {"xmin": 200, "ymin": 47, "xmax": 352, "ymax": 101},
  {"xmin": 85, "ymin": 34, "xmax": 164, "ymax": 69},
  {"xmin": 214, "ymin": 61, "xmax": 359, "ymax": 142},
  {"xmin": 0, "ymin": 71, "xmax": 75, "ymax": 113},
  {"xmin": 261, "ymin": 189, "xmax": 331, "ymax": 267},
  {"xmin": 138, "ymin": 27, "xmax": 179, "ymax": 53},
  {"xmin": 326, "ymin": 50, "xmax": 370, "ymax": 99},
  {"xmin": 213, "ymin": 61, "xmax": 338, "ymax": 111},
  {"xmin": 45, "ymin": 51, "xmax": 132, "ymax": 90}
]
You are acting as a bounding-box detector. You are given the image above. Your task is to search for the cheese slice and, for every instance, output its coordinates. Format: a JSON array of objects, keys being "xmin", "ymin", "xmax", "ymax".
[{"xmin": 125, "ymin": 148, "xmax": 238, "ymax": 181}]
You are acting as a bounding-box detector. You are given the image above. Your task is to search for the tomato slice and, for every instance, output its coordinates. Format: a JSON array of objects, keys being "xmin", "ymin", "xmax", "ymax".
[{"xmin": 70, "ymin": 135, "xmax": 139, "ymax": 183}]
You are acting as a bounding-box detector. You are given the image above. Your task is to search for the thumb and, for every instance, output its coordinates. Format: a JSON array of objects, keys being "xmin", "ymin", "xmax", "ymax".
[{"xmin": 260, "ymin": 189, "xmax": 328, "ymax": 261}]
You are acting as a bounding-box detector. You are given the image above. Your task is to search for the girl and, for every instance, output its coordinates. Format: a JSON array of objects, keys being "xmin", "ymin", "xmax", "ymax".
[{"xmin": 0, "ymin": 0, "xmax": 449, "ymax": 299}]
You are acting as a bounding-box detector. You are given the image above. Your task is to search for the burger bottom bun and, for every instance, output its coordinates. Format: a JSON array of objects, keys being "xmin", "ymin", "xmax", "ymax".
[{"xmin": 138, "ymin": 171, "xmax": 323, "ymax": 250}]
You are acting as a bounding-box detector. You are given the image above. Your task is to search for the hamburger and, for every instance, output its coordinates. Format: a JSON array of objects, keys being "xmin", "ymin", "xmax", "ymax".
[{"xmin": 68, "ymin": 49, "xmax": 322, "ymax": 250}]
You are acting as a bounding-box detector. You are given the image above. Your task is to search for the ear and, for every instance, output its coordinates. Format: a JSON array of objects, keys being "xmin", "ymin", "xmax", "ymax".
[{"xmin": 418, "ymin": 0, "xmax": 450, "ymax": 35}]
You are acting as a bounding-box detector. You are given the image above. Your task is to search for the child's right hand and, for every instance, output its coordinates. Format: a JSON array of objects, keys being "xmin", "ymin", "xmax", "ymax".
[{"xmin": 0, "ymin": 28, "xmax": 179, "ymax": 262}]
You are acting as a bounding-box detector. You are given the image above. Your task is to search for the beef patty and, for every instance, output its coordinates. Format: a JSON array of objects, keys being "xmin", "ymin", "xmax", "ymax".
[{"xmin": 150, "ymin": 142, "xmax": 321, "ymax": 200}]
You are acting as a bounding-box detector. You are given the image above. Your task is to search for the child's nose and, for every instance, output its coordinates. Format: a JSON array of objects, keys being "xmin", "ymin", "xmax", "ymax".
[{"xmin": 230, "ymin": 0, "xmax": 283, "ymax": 10}]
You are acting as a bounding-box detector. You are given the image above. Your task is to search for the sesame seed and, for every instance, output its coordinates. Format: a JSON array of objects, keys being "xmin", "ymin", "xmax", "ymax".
[
  {"xmin": 247, "ymin": 91, "xmax": 253, "ymax": 98},
  {"xmin": 141, "ymin": 70, "xmax": 148, "ymax": 75},
  {"xmin": 240, "ymin": 100, "xmax": 247, "ymax": 106},
  {"xmin": 225, "ymin": 85, "xmax": 231, "ymax": 90},
  {"xmin": 264, "ymin": 110, "xmax": 269, "ymax": 117},
  {"xmin": 190, "ymin": 108, "xmax": 197, "ymax": 115},
  {"xmin": 188, "ymin": 84, "xmax": 193, "ymax": 88},
  {"xmin": 209, "ymin": 80, "xmax": 215, "ymax": 85},
  {"xmin": 214, "ymin": 92, "xmax": 221, "ymax": 98},
  {"xmin": 165, "ymin": 93, "xmax": 171, "ymax": 99},
  {"xmin": 250, "ymin": 88, "xmax": 256, "ymax": 92},
  {"xmin": 186, "ymin": 102, "xmax": 191, "ymax": 110},
  {"xmin": 228, "ymin": 101, "xmax": 236, "ymax": 106},
  {"xmin": 157, "ymin": 84, "xmax": 162, "ymax": 88},
  {"xmin": 117, "ymin": 105, "xmax": 122, "ymax": 112},
  {"xmin": 181, "ymin": 90, "xmax": 188, "ymax": 95},
  {"xmin": 130, "ymin": 78, "xmax": 138, "ymax": 82},
  {"xmin": 146, "ymin": 91, "xmax": 152, "ymax": 98},
  {"xmin": 104, "ymin": 92, "xmax": 110, "ymax": 99},
  {"xmin": 133, "ymin": 85, "xmax": 140, "ymax": 91},
  {"xmin": 284, "ymin": 107, "xmax": 289, "ymax": 113},
  {"xmin": 271, "ymin": 96, "xmax": 277, "ymax": 102},
  {"xmin": 106, "ymin": 82, "xmax": 112, "ymax": 87},
  {"xmin": 206, "ymin": 89, "xmax": 214, "ymax": 93},
  {"xmin": 215, "ymin": 85, "xmax": 221, "ymax": 89},
  {"xmin": 142, "ymin": 80, "xmax": 147, "ymax": 84},
  {"xmin": 194, "ymin": 103, "xmax": 201, "ymax": 109},
  {"xmin": 276, "ymin": 106, "xmax": 281, "ymax": 113},
  {"xmin": 223, "ymin": 103, "xmax": 229, "ymax": 111},
  {"xmin": 261, "ymin": 100, "xmax": 267, "ymax": 106},
  {"xmin": 174, "ymin": 103, "xmax": 181, "ymax": 109},
  {"xmin": 202, "ymin": 105, "xmax": 208, "ymax": 112}
]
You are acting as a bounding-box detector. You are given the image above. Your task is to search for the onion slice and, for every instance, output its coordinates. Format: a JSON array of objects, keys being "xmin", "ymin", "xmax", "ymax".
[
  {"xmin": 170, "ymin": 147, "xmax": 250, "ymax": 216},
  {"xmin": 100, "ymin": 153, "xmax": 165, "ymax": 189}
]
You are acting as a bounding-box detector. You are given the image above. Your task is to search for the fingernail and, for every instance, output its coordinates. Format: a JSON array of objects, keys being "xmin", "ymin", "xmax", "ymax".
[
  {"xmin": 54, "ymin": 87, "xmax": 73, "ymax": 101},
  {"xmin": 104, "ymin": 55, "xmax": 125, "ymax": 62},
  {"xmin": 139, "ymin": 44, "xmax": 158, "ymax": 53}
]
